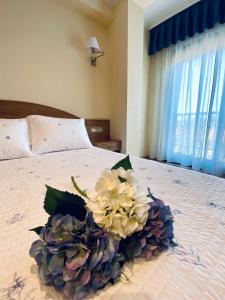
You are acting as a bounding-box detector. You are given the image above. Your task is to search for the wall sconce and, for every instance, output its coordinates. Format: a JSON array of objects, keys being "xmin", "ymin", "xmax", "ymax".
[{"xmin": 86, "ymin": 37, "xmax": 104, "ymax": 66}]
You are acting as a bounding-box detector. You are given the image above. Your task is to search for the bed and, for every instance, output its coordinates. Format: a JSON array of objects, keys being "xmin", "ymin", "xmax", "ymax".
[{"xmin": 0, "ymin": 100, "xmax": 225, "ymax": 300}]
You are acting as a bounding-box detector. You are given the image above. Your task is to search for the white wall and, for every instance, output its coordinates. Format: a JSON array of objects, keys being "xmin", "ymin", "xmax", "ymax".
[
  {"xmin": 108, "ymin": 0, "xmax": 148, "ymax": 157},
  {"xmin": 126, "ymin": 0, "xmax": 145, "ymax": 156},
  {"xmin": 140, "ymin": 28, "xmax": 150, "ymax": 156},
  {"xmin": 108, "ymin": 0, "xmax": 128, "ymax": 153},
  {"xmin": 0, "ymin": 0, "xmax": 111, "ymax": 119}
]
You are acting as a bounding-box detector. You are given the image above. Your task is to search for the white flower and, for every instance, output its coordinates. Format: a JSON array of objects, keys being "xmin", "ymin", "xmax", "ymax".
[{"xmin": 86, "ymin": 168, "xmax": 149, "ymax": 239}]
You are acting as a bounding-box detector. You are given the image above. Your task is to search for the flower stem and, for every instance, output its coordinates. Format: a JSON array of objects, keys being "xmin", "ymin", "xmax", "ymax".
[
  {"xmin": 120, "ymin": 272, "xmax": 132, "ymax": 284},
  {"xmin": 71, "ymin": 176, "xmax": 88, "ymax": 198}
]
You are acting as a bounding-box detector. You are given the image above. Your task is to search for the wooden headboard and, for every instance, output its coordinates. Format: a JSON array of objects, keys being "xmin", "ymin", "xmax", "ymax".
[
  {"xmin": 0, "ymin": 100, "xmax": 79, "ymax": 119},
  {"xmin": 0, "ymin": 100, "xmax": 110, "ymax": 142}
]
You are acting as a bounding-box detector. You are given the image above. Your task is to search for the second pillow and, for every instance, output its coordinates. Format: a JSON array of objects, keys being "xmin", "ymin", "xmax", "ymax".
[{"xmin": 27, "ymin": 115, "xmax": 92, "ymax": 154}]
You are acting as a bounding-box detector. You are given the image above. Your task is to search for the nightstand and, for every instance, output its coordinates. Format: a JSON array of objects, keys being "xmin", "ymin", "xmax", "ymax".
[
  {"xmin": 85, "ymin": 119, "xmax": 122, "ymax": 153},
  {"xmin": 92, "ymin": 139, "xmax": 121, "ymax": 153}
]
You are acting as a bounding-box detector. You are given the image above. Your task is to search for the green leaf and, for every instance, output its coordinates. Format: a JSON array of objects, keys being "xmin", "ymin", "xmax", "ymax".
[
  {"xmin": 29, "ymin": 226, "xmax": 43, "ymax": 235},
  {"xmin": 147, "ymin": 187, "xmax": 159, "ymax": 201},
  {"xmin": 118, "ymin": 176, "xmax": 127, "ymax": 183},
  {"xmin": 111, "ymin": 155, "xmax": 133, "ymax": 171},
  {"xmin": 71, "ymin": 176, "xmax": 88, "ymax": 198},
  {"xmin": 44, "ymin": 185, "xmax": 87, "ymax": 221}
]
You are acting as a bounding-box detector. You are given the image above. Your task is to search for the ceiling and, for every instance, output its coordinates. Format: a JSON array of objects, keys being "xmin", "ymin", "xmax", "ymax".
[
  {"xmin": 105, "ymin": 0, "xmax": 152, "ymax": 8},
  {"xmin": 104, "ymin": 0, "xmax": 200, "ymax": 29},
  {"xmin": 144, "ymin": 0, "xmax": 199, "ymax": 29},
  {"xmin": 133, "ymin": 0, "xmax": 153, "ymax": 8},
  {"xmin": 104, "ymin": 0, "xmax": 118, "ymax": 5}
]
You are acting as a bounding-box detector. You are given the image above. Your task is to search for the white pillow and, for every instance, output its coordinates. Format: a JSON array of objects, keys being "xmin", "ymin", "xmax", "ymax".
[
  {"xmin": 27, "ymin": 115, "xmax": 92, "ymax": 154},
  {"xmin": 0, "ymin": 118, "xmax": 31, "ymax": 160}
]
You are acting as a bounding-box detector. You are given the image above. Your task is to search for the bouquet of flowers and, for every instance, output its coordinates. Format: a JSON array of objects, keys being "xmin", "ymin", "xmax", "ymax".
[{"xmin": 29, "ymin": 156, "xmax": 175, "ymax": 299}]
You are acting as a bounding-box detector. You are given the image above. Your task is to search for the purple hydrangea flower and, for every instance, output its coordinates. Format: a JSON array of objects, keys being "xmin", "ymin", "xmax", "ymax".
[
  {"xmin": 29, "ymin": 213, "xmax": 125, "ymax": 299},
  {"xmin": 120, "ymin": 192, "xmax": 175, "ymax": 261}
]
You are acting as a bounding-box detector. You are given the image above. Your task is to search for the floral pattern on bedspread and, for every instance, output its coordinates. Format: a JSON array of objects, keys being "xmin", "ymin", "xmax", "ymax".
[
  {"xmin": 0, "ymin": 273, "xmax": 35, "ymax": 300},
  {"xmin": 206, "ymin": 201, "xmax": 225, "ymax": 210},
  {"xmin": 168, "ymin": 243, "xmax": 206, "ymax": 268},
  {"xmin": 6, "ymin": 214, "xmax": 25, "ymax": 225}
]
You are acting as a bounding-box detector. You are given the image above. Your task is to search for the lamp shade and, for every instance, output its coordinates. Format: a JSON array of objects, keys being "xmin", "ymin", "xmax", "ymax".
[{"xmin": 86, "ymin": 36, "xmax": 100, "ymax": 50}]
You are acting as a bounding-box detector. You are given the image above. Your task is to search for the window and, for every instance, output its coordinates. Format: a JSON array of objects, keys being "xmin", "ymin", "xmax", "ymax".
[{"xmin": 149, "ymin": 25, "xmax": 225, "ymax": 176}]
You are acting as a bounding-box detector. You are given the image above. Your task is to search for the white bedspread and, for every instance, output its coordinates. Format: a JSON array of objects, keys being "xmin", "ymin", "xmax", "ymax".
[{"xmin": 0, "ymin": 147, "xmax": 225, "ymax": 300}]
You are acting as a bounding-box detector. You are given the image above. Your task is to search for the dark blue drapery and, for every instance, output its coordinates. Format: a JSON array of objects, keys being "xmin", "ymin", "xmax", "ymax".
[{"xmin": 148, "ymin": 0, "xmax": 225, "ymax": 55}]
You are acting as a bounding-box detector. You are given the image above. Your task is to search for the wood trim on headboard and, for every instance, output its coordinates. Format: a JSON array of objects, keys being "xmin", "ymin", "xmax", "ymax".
[
  {"xmin": 0, "ymin": 100, "xmax": 79, "ymax": 119},
  {"xmin": 0, "ymin": 100, "xmax": 112, "ymax": 143}
]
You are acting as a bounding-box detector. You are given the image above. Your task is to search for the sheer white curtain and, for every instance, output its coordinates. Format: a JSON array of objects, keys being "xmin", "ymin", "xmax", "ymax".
[{"xmin": 149, "ymin": 25, "xmax": 225, "ymax": 176}]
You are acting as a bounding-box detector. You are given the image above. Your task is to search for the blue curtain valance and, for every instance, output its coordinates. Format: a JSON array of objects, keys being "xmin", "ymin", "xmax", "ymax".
[{"xmin": 148, "ymin": 0, "xmax": 225, "ymax": 55}]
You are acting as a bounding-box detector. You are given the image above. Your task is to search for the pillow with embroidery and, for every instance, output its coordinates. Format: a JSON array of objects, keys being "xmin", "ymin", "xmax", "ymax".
[
  {"xmin": 0, "ymin": 118, "xmax": 31, "ymax": 160},
  {"xmin": 27, "ymin": 115, "xmax": 92, "ymax": 154}
]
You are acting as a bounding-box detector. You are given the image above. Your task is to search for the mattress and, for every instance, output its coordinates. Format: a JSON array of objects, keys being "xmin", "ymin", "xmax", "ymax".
[{"xmin": 0, "ymin": 147, "xmax": 225, "ymax": 300}]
